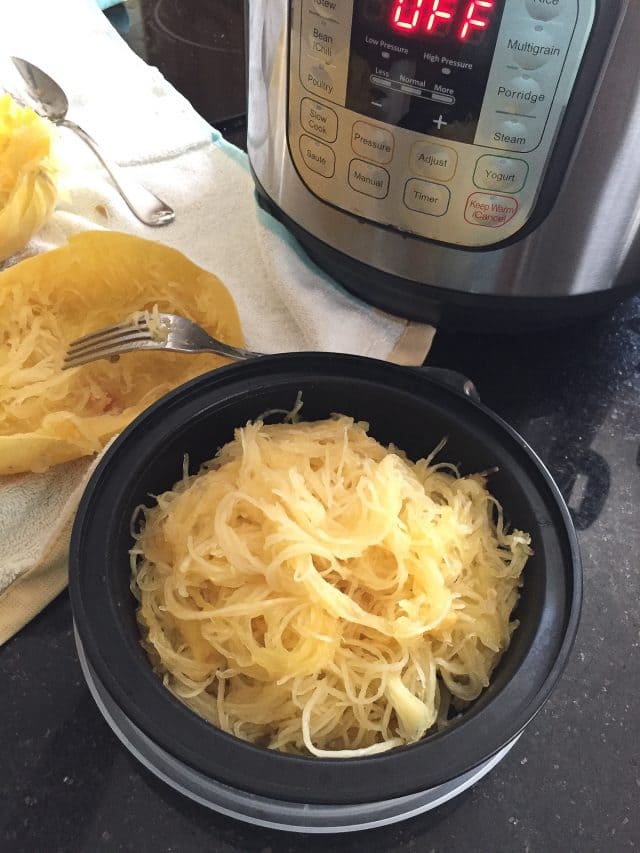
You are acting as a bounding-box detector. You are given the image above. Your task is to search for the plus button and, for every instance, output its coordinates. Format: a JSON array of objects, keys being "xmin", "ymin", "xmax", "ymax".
[{"xmin": 432, "ymin": 114, "xmax": 448, "ymax": 130}]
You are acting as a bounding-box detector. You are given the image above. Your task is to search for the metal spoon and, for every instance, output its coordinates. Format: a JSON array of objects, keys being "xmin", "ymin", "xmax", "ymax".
[{"xmin": 10, "ymin": 57, "xmax": 175, "ymax": 227}]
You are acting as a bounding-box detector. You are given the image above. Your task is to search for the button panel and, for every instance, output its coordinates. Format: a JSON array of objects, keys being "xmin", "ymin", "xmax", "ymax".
[{"xmin": 288, "ymin": 0, "xmax": 595, "ymax": 247}]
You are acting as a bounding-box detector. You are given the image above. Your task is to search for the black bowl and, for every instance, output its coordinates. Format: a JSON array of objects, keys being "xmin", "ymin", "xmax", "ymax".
[{"xmin": 69, "ymin": 353, "xmax": 581, "ymax": 806}]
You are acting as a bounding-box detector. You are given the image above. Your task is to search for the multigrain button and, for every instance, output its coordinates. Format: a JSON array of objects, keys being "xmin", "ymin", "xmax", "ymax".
[
  {"xmin": 409, "ymin": 141, "xmax": 457, "ymax": 182},
  {"xmin": 465, "ymin": 192, "xmax": 518, "ymax": 227},
  {"xmin": 351, "ymin": 121, "xmax": 394, "ymax": 164},
  {"xmin": 474, "ymin": 156, "xmax": 529, "ymax": 193},
  {"xmin": 403, "ymin": 179, "xmax": 450, "ymax": 216},
  {"xmin": 509, "ymin": 21, "xmax": 567, "ymax": 70},
  {"xmin": 348, "ymin": 159, "xmax": 390, "ymax": 199},
  {"xmin": 300, "ymin": 98, "xmax": 338, "ymax": 143},
  {"xmin": 299, "ymin": 134, "xmax": 335, "ymax": 178}
]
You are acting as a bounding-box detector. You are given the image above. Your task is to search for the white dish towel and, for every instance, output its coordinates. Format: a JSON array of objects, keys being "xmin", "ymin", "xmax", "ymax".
[{"xmin": 0, "ymin": 0, "xmax": 435, "ymax": 643}]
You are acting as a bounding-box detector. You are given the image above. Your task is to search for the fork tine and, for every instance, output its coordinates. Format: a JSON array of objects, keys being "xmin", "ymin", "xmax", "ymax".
[
  {"xmin": 66, "ymin": 327, "xmax": 152, "ymax": 355},
  {"xmin": 63, "ymin": 338, "xmax": 162, "ymax": 369},
  {"xmin": 68, "ymin": 319, "xmax": 149, "ymax": 349}
]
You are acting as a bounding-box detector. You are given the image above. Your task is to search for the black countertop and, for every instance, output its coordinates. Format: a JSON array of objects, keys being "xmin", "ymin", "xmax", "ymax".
[{"xmin": 2, "ymin": 5, "xmax": 640, "ymax": 851}]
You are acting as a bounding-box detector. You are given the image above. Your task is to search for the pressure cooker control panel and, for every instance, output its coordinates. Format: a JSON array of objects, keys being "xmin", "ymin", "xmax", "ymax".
[{"xmin": 287, "ymin": 0, "xmax": 595, "ymax": 247}]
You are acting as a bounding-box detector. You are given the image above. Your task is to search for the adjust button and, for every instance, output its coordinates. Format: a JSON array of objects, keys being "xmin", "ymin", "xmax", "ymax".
[
  {"xmin": 300, "ymin": 98, "xmax": 338, "ymax": 143},
  {"xmin": 299, "ymin": 134, "xmax": 335, "ymax": 178},
  {"xmin": 348, "ymin": 159, "xmax": 390, "ymax": 199},
  {"xmin": 409, "ymin": 141, "xmax": 457, "ymax": 182},
  {"xmin": 465, "ymin": 193, "xmax": 519, "ymax": 227},
  {"xmin": 403, "ymin": 179, "xmax": 450, "ymax": 217},
  {"xmin": 473, "ymin": 156, "xmax": 529, "ymax": 193},
  {"xmin": 351, "ymin": 121, "xmax": 394, "ymax": 164}
]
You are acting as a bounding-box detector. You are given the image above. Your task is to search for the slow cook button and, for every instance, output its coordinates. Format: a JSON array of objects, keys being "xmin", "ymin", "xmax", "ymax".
[
  {"xmin": 348, "ymin": 159, "xmax": 390, "ymax": 199},
  {"xmin": 409, "ymin": 141, "xmax": 457, "ymax": 182},
  {"xmin": 465, "ymin": 192, "xmax": 519, "ymax": 227},
  {"xmin": 403, "ymin": 179, "xmax": 450, "ymax": 217},
  {"xmin": 299, "ymin": 134, "xmax": 335, "ymax": 178},
  {"xmin": 300, "ymin": 98, "xmax": 338, "ymax": 143},
  {"xmin": 473, "ymin": 155, "xmax": 529, "ymax": 193},
  {"xmin": 351, "ymin": 121, "xmax": 394, "ymax": 164}
]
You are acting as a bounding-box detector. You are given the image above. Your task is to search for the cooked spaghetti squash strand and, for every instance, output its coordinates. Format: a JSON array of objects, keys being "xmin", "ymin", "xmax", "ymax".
[{"xmin": 131, "ymin": 415, "xmax": 532, "ymax": 756}]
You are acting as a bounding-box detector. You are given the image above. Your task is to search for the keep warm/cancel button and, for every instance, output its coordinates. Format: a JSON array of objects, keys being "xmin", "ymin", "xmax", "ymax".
[{"xmin": 465, "ymin": 192, "xmax": 518, "ymax": 228}]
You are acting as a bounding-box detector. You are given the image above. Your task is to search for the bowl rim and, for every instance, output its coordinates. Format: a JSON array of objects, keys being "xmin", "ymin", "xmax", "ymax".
[{"xmin": 69, "ymin": 353, "xmax": 582, "ymax": 805}]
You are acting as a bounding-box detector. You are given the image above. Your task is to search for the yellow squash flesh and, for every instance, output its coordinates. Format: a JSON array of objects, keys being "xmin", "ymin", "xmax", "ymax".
[{"xmin": 0, "ymin": 231, "xmax": 244, "ymax": 474}]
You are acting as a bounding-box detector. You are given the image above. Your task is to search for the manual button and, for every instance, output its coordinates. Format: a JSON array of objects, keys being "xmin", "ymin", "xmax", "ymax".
[
  {"xmin": 351, "ymin": 121, "xmax": 394, "ymax": 165},
  {"xmin": 465, "ymin": 192, "xmax": 518, "ymax": 227},
  {"xmin": 474, "ymin": 155, "xmax": 528, "ymax": 193},
  {"xmin": 403, "ymin": 179, "xmax": 450, "ymax": 217},
  {"xmin": 299, "ymin": 134, "xmax": 335, "ymax": 178},
  {"xmin": 348, "ymin": 159, "xmax": 390, "ymax": 199}
]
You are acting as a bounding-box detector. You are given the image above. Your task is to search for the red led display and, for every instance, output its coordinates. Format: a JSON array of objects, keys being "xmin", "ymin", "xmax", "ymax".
[{"xmin": 389, "ymin": 0, "xmax": 496, "ymax": 42}]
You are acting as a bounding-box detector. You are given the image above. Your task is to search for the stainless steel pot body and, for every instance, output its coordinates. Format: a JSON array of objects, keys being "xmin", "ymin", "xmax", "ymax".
[{"xmin": 246, "ymin": 0, "xmax": 640, "ymax": 321}]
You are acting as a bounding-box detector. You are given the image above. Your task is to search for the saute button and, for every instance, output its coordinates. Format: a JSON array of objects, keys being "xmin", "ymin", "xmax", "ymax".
[
  {"xmin": 403, "ymin": 179, "xmax": 450, "ymax": 216},
  {"xmin": 465, "ymin": 192, "xmax": 518, "ymax": 227},
  {"xmin": 351, "ymin": 121, "xmax": 394, "ymax": 164},
  {"xmin": 473, "ymin": 155, "xmax": 528, "ymax": 193},
  {"xmin": 409, "ymin": 141, "xmax": 457, "ymax": 182},
  {"xmin": 348, "ymin": 159, "xmax": 390, "ymax": 199},
  {"xmin": 299, "ymin": 134, "xmax": 335, "ymax": 178},
  {"xmin": 301, "ymin": 98, "xmax": 338, "ymax": 142}
]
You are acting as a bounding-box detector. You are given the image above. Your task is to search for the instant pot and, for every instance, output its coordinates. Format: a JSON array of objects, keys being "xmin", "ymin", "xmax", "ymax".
[{"xmin": 246, "ymin": 0, "xmax": 640, "ymax": 327}]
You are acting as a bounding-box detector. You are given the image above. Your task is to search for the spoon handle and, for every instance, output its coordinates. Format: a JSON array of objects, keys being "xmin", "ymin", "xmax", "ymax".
[{"xmin": 61, "ymin": 119, "xmax": 175, "ymax": 227}]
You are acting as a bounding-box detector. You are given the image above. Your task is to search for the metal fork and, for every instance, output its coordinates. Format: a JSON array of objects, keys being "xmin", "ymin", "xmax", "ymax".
[{"xmin": 63, "ymin": 313, "xmax": 263, "ymax": 369}]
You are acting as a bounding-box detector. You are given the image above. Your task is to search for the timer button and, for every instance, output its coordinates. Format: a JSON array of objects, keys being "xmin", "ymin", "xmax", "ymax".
[
  {"xmin": 403, "ymin": 179, "xmax": 450, "ymax": 217},
  {"xmin": 473, "ymin": 156, "xmax": 529, "ymax": 193},
  {"xmin": 409, "ymin": 141, "xmax": 457, "ymax": 182},
  {"xmin": 301, "ymin": 98, "xmax": 338, "ymax": 143},
  {"xmin": 348, "ymin": 159, "xmax": 390, "ymax": 199},
  {"xmin": 351, "ymin": 121, "xmax": 394, "ymax": 165},
  {"xmin": 299, "ymin": 134, "xmax": 335, "ymax": 178},
  {"xmin": 464, "ymin": 193, "xmax": 519, "ymax": 227}
]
